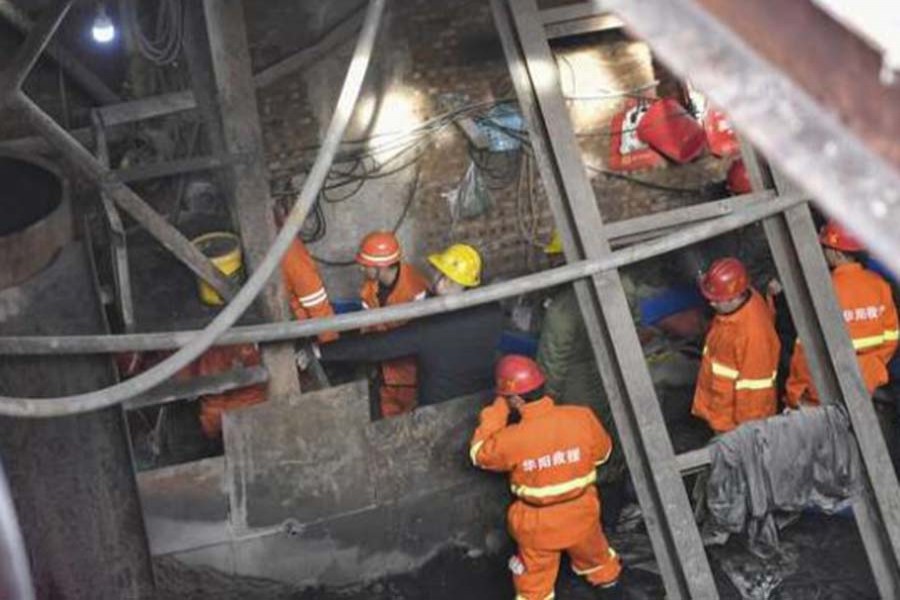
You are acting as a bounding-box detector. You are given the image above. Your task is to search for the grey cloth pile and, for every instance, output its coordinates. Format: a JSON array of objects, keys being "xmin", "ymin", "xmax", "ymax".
[{"xmin": 706, "ymin": 405, "xmax": 863, "ymax": 554}]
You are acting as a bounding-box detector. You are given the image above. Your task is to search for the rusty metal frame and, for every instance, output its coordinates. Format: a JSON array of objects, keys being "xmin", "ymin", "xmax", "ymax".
[
  {"xmin": 741, "ymin": 147, "xmax": 900, "ymax": 598},
  {"xmin": 492, "ymin": 1, "xmax": 718, "ymax": 596},
  {"xmin": 0, "ymin": 3, "xmax": 236, "ymax": 301}
]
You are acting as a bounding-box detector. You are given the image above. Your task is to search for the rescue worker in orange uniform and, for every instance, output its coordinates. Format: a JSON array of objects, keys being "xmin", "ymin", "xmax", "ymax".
[
  {"xmin": 785, "ymin": 221, "xmax": 899, "ymax": 407},
  {"xmin": 356, "ymin": 231, "xmax": 429, "ymax": 417},
  {"xmin": 276, "ymin": 204, "xmax": 338, "ymax": 344},
  {"xmin": 181, "ymin": 344, "xmax": 267, "ymax": 440},
  {"xmin": 692, "ymin": 257, "xmax": 781, "ymax": 433},
  {"xmin": 470, "ymin": 355, "xmax": 623, "ymax": 600}
]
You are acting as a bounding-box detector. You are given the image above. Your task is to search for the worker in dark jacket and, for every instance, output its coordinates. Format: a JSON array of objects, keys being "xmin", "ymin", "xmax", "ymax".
[
  {"xmin": 301, "ymin": 244, "xmax": 503, "ymax": 407},
  {"xmin": 537, "ymin": 232, "xmax": 626, "ymax": 488}
]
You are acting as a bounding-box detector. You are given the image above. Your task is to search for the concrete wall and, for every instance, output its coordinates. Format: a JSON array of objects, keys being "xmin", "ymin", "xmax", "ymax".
[{"xmin": 138, "ymin": 382, "xmax": 509, "ymax": 588}]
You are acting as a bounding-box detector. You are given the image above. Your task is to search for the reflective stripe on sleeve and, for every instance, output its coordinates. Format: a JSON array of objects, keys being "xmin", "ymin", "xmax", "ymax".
[
  {"xmin": 885, "ymin": 329, "xmax": 899, "ymax": 342},
  {"xmin": 515, "ymin": 595, "xmax": 554, "ymax": 600},
  {"xmin": 711, "ymin": 361, "xmax": 739, "ymax": 380},
  {"xmin": 853, "ymin": 333, "xmax": 888, "ymax": 350},
  {"xmin": 298, "ymin": 288, "xmax": 328, "ymax": 308},
  {"xmin": 511, "ymin": 470, "xmax": 597, "ymax": 500},
  {"xmin": 735, "ymin": 371, "xmax": 777, "ymax": 391},
  {"xmin": 469, "ymin": 440, "xmax": 485, "ymax": 466},
  {"xmin": 595, "ymin": 444, "xmax": 612, "ymax": 466},
  {"xmin": 413, "ymin": 291, "xmax": 427, "ymax": 301}
]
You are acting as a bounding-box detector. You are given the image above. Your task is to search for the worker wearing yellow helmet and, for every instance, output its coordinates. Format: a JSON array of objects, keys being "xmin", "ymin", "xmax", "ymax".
[
  {"xmin": 307, "ymin": 242, "xmax": 504, "ymax": 409},
  {"xmin": 428, "ymin": 243, "xmax": 482, "ymax": 295}
]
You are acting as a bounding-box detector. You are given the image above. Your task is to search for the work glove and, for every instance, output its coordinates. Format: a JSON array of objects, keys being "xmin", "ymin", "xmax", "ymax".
[{"xmin": 295, "ymin": 343, "xmax": 320, "ymax": 371}]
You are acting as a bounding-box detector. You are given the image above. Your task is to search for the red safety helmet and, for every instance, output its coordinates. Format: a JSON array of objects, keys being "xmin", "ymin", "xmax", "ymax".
[
  {"xmin": 356, "ymin": 231, "xmax": 401, "ymax": 267},
  {"xmin": 819, "ymin": 220, "xmax": 863, "ymax": 253},
  {"xmin": 495, "ymin": 355, "xmax": 546, "ymax": 396},
  {"xmin": 726, "ymin": 159, "xmax": 752, "ymax": 195},
  {"xmin": 700, "ymin": 257, "xmax": 750, "ymax": 302}
]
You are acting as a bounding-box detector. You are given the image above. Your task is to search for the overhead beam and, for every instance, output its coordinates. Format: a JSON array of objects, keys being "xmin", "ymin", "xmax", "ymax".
[
  {"xmin": 252, "ymin": 2, "xmax": 367, "ymax": 89},
  {"xmin": 202, "ymin": 0, "xmax": 301, "ymax": 398},
  {"xmin": 0, "ymin": 0, "xmax": 120, "ymax": 104},
  {"xmin": 694, "ymin": 0, "xmax": 900, "ymax": 171},
  {"xmin": 114, "ymin": 155, "xmax": 233, "ymax": 183},
  {"xmin": 541, "ymin": 3, "xmax": 623, "ymax": 39},
  {"xmin": 602, "ymin": 0, "xmax": 900, "ymax": 292}
]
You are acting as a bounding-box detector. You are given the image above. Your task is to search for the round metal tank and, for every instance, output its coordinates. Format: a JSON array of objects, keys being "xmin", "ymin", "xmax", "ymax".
[{"xmin": 0, "ymin": 151, "xmax": 72, "ymax": 290}]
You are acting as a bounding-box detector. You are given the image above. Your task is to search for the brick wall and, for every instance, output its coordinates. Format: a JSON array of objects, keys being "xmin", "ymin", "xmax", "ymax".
[{"xmin": 250, "ymin": 0, "xmax": 735, "ymax": 298}]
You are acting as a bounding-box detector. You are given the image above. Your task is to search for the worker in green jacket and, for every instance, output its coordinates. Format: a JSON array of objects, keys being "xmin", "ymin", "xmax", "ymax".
[{"xmin": 536, "ymin": 233, "xmax": 628, "ymax": 528}]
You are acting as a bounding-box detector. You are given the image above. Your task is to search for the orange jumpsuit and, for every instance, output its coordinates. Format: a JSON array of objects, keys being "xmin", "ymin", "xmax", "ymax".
[
  {"xmin": 281, "ymin": 238, "xmax": 338, "ymax": 344},
  {"xmin": 182, "ymin": 344, "xmax": 267, "ymax": 439},
  {"xmin": 786, "ymin": 263, "xmax": 899, "ymax": 407},
  {"xmin": 360, "ymin": 262, "xmax": 429, "ymax": 417},
  {"xmin": 470, "ymin": 396, "xmax": 621, "ymax": 600},
  {"xmin": 692, "ymin": 289, "xmax": 780, "ymax": 433}
]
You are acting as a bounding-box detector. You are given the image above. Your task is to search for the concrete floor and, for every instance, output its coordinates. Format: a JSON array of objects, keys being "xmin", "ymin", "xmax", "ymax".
[{"xmin": 153, "ymin": 512, "xmax": 875, "ymax": 599}]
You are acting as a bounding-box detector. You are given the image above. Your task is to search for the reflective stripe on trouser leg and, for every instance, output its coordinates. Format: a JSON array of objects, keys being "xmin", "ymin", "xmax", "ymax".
[
  {"xmin": 513, "ymin": 547, "xmax": 560, "ymax": 600},
  {"xmin": 568, "ymin": 525, "xmax": 622, "ymax": 586}
]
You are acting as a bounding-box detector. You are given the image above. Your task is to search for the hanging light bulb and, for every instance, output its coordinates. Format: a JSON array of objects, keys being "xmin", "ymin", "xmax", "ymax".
[{"xmin": 91, "ymin": 3, "xmax": 115, "ymax": 44}]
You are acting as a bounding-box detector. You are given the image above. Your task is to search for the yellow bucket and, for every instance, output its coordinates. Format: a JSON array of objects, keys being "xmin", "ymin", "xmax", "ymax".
[{"xmin": 192, "ymin": 232, "xmax": 244, "ymax": 306}]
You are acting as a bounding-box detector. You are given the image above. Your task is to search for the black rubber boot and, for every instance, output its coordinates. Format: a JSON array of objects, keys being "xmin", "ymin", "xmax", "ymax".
[{"xmin": 595, "ymin": 581, "xmax": 623, "ymax": 600}]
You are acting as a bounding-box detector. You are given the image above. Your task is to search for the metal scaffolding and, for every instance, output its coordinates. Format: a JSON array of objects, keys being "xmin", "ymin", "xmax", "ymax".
[{"xmin": 1, "ymin": 0, "xmax": 899, "ymax": 597}]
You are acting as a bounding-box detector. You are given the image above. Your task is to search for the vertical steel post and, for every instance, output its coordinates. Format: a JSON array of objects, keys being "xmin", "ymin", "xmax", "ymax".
[{"xmin": 492, "ymin": 1, "xmax": 717, "ymax": 596}]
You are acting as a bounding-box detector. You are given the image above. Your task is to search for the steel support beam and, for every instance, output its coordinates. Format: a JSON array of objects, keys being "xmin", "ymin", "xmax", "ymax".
[
  {"xmin": 0, "ymin": 190, "xmax": 803, "ymax": 356},
  {"xmin": 741, "ymin": 145, "xmax": 900, "ymax": 598},
  {"xmin": 541, "ymin": 2, "xmax": 622, "ymax": 39},
  {"xmin": 91, "ymin": 109, "xmax": 135, "ymax": 331},
  {"xmin": 202, "ymin": 0, "xmax": 301, "ymax": 398},
  {"xmin": 602, "ymin": 0, "xmax": 900, "ymax": 289},
  {"xmin": 0, "ymin": 0, "xmax": 120, "ymax": 104},
  {"xmin": 492, "ymin": 1, "xmax": 717, "ymax": 596},
  {"xmin": 252, "ymin": 3, "xmax": 367, "ymax": 89},
  {"xmin": 114, "ymin": 155, "xmax": 233, "ymax": 183},
  {"xmin": 11, "ymin": 93, "xmax": 237, "ymax": 300},
  {"xmin": 695, "ymin": 0, "xmax": 900, "ymax": 171},
  {"xmin": 124, "ymin": 365, "xmax": 268, "ymax": 411},
  {"xmin": 0, "ymin": 0, "xmax": 72, "ymax": 101}
]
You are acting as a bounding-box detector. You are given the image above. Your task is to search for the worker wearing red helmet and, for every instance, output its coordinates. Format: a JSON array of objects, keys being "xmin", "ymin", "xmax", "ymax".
[
  {"xmin": 276, "ymin": 204, "xmax": 338, "ymax": 344},
  {"xmin": 692, "ymin": 257, "xmax": 781, "ymax": 433},
  {"xmin": 785, "ymin": 221, "xmax": 898, "ymax": 407},
  {"xmin": 470, "ymin": 355, "xmax": 623, "ymax": 600},
  {"xmin": 356, "ymin": 231, "xmax": 429, "ymax": 417}
]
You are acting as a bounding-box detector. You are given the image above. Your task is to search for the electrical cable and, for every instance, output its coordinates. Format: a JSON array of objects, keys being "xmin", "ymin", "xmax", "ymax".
[
  {"xmin": 124, "ymin": 0, "xmax": 184, "ymax": 66},
  {"xmin": 0, "ymin": 0, "xmax": 386, "ymax": 418}
]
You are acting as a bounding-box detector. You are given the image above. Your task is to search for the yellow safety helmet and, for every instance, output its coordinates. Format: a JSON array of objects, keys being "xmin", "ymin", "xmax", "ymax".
[
  {"xmin": 428, "ymin": 243, "xmax": 482, "ymax": 288},
  {"xmin": 544, "ymin": 230, "xmax": 563, "ymax": 255}
]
